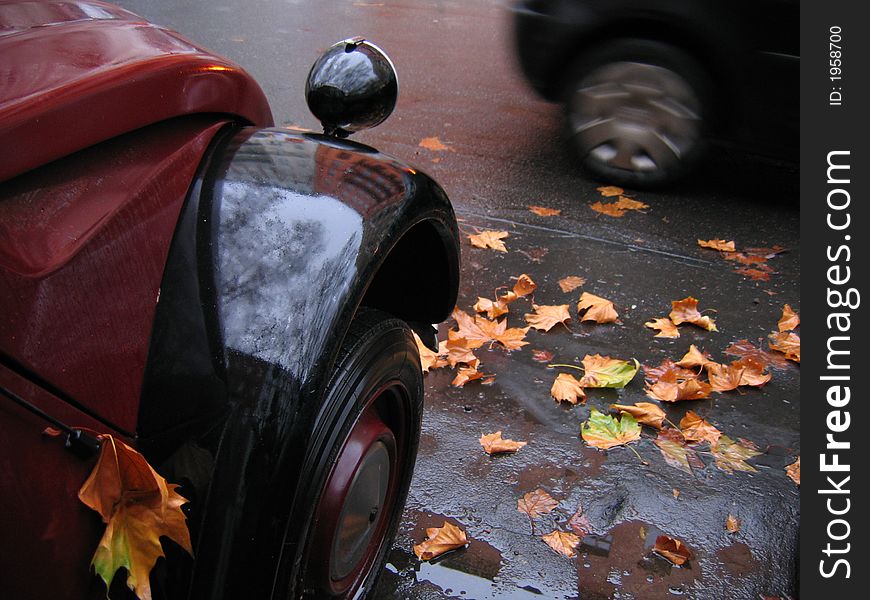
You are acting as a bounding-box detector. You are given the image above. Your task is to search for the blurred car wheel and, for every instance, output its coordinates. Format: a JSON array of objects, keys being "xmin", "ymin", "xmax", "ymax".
[
  {"xmin": 564, "ymin": 39, "xmax": 712, "ymax": 187},
  {"xmin": 283, "ymin": 308, "xmax": 422, "ymax": 599}
]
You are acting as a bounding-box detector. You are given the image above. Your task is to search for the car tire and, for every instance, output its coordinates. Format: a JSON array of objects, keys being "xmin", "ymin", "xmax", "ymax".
[
  {"xmin": 277, "ymin": 307, "xmax": 423, "ymax": 599},
  {"xmin": 563, "ymin": 39, "xmax": 713, "ymax": 188}
]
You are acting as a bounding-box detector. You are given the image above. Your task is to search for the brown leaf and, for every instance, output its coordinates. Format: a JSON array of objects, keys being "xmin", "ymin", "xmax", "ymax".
[
  {"xmin": 414, "ymin": 331, "xmax": 448, "ymax": 373},
  {"xmin": 711, "ymin": 435, "xmax": 761, "ymax": 473},
  {"xmin": 531, "ymin": 349, "xmax": 555, "ymax": 363},
  {"xmin": 645, "ymin": 317, "xmax": 680, "ymax": 338},
  {"xmin": 705, "ymin": 362, "xmax": 745, "ymax": 392},
  {"xmin": 745, "ymin": 245, "xmax": 786, "ymax": 258},
  {"xmin": 735, "ymin": 266, "xmax": 772, "ymax": 281},
  {"xmin": 491, "ymin": 322, "xmax": 532, "ymax": 351},
  {"xmin": 42, "ymin": 426, "xmax": 63, "ymax": 437},
  {"xmin": 596, "ymin": 185, "xmax": 624, "ymax": 197},
  {"xmin": 550, "ymin": 373, "xmax": 586, "ymax": 405},
  {"xmin": 451, "ymin": 366, "xmax": 486, "ymax": 387},
  {"xmin": 679, "ymin": 411, "xmax": 722, "ymax": 445},
  {"xmin": 525, "ymin": 304, "xmax": 571, "ymax": 332},
  {"xmin": 473, "ymin": 296, "xmax": 509, "ymax": 319},
  {"xmin": 610, "ymin": 402, "xmax": 666, "ymax": 429},
  {"xmin": 568, "ymin": 506, "xmax": 592, "ymax": 538},
  {"xmin": 613, "ymin": 196, "xmax": 649, "ymax": 211},
  {"xmin": 577, "ymin": 292, "xmax": 618, "ymax": 324},
  {"xmin": 418, "ymin": 136, "xmax": 451, "ymax": 152},
  {"xmin": 512, "ymin": 274, "xmax": 537, "ymax": 297},
  {"xmin": 778, "ymin": 304, "xmax": 800, "ymax": 332},
  {"xmin": 479, "ymin": 431, "xmax": 527, "ymax": 454},
  {"xmin": 785, "ymin": 456, "xmax": 800, "ymax": 486},
  {"xmin": 673, "ymin": 488, "xmax": 681, "ymax": 499},
  {"xmin": 730, "ymin": 356, "xmax": 772, "ymax": 387},
  {"xmin": 676, "ymin": 345, "xmax": 716, "ymax": 369},
  {"xmin": 724, "ymin": 339, "xmax": 790, "ymax": 370},
  {"xmin": 78, "ymin": 436, "xmax": 192, "ymax": 600},
  {"xmin": 768, "ymin": 331, "xmax": 800, "ymax": 363},
  {"xmin": 669, "ymin": 297, "xmax": 718, "ymax": 331},
  {"xmin": 644, "ymin": 360, "xmax": 699, "ymax": 384},
  {"xmin": 698, "ymin": 239, "xmax": 736, "ymax": 252},
  {"xmin": 589, "ymin": 200, "xmax": 628, "ymax": 217},
  {"xmin": 413, "ymin": 521, "xmax": 468, "ymax": 561},
  {"xmin": 558, "ymin": 276, "xmax": 586, "ymax": 293},
  {"xmin": 529, "ymin": 205, "xmax": 561, "ymax": 217},
  {"xmin": 654, "ymin": 429, "xmax": 702, "ymax": 474},
  {"xmin": 724, "ymin": 252, "xmax": 769, "ymax": 266},
  {"xmin": 646, "ymin": 370, "xmax": 712, "ymax": 402},
  {"xmin": 468, "ymin": 230, "xmax": 508, "ymax": 252},
  {"xmin": 542, "ymin": 530, "xmax": 580, "ymax": 558},
  {"xmin": 456, "ymin": 308, "xmax": 530, "ymax": 351},
  {"xmin": 653, "ymin": 535, "xmax": 694, "ymax": 566},
  {"xmin": 517, "ymin": 489, "xmax": 559, "ymax": 519},
  {"xmin": 726, "ymin": 514, "xmax": 741, "ymax": 533}
]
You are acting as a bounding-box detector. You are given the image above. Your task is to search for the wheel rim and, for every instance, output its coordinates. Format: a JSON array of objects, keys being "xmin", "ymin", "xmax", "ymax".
[
  {"xmin": 569, "ymin": 61, "xmax": 701, "ymax": 174},
  {"xmin": 307, "ymin": 383, "xmax": 409, "ymax": 598}
]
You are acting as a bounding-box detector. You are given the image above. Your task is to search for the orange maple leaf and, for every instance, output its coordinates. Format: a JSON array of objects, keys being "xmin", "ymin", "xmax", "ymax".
[
  {"xmin": 473, "ymin": 296, "xmax": 509, "ymax": 319},
  {"xmin": 778, "ymin": 304, "xmax": 800, "ymax": 332},
  {"xmin": 525, "ymin": 304, "xmax": 571, "ymax": 332},
  {"xmin": 645, "ymin": 317, "xmax": 680, "ymax": 338},
  {"xmin": 439, "ymin": 331, "xmax": 480, "ymax": 368},
  {"xmin": 646, "ymin": 370, "xmax": 712, "ymax": 402},
  {"xmin": 542, "ymin": 530, "xmax": 580, "ymax": 558},
  {"xmin": 596, "ymin": 185, "xmax": 624, "ymax": 197},
  {"xmin": 653, "ymin": 535, "xmax": 694, "ymax": 566},
  {"xmin": 550, "ymin": 373, "xmax": 586, "ymax": 405},
  {"xmin": 705, "ymin": 362, "xmax": 745, "ymax": 392},
  {"xmin": 679, "ymin": 410, "xmax": 722, "ymax": 445},
  {"xmin": 676, "ymin": 345, "xmax": 715, "ymax": 369},
  {"xmin": 730, "ymin": 356, "xmax": 772, "ymax": 386},
  {"xmin": 644, "ymin": 360, "xmax": 700, "ymax": 384},
  {"xmin": 726, "ymin": 514, "xmax": 741, "ymax": 534},
  {"xmin": 479, "ymin": 431, "xmax": 527, "ymax": 454},
  {"xmin": 413, "ymin": 521, "xmax": 468, "ymax": 561},
  {"xmin": 698, "ymin": 239, "xmax": 736, "ymax": 252},
  {"xmin": 452, "ymin": 308, "xmax": 496, "ymax": 349},
  {"xmin": 610, "ymin": 402, "xmax": 666, "ymax": 429},
  {"xmin": 529, "ymin": 205, "xmax": 561, "ymax": 217},
  {"xmin": 769, "ymin": 331, "xmax": 800, "ymax": 363},
  {"xmin": 512, "ymin": 273, "xmax": 538, "ymax": 297},
  {"xmin": 452, "ymin": 366, "xmax": 487, "ymax": 387},
  {"xmin": 468, "ymin": 230, "xmax": 508, "ymax": 252},
  {"xmin": 577, "ymin": 292, "xmax": 618, "ymax": 324},
  {"xmin": 418, "ymin": 136, "xmax": 451, "ymax": 152},
  {"xmin": 669, "ymin": 297, "xmax": 718, "ymax": 331},
  {"xmin": 724, "ymin": 339, "xmax": 790, "ymax": 370},
  {"xmin": 78, "ymin": 436, "xmax": 192, "ymax": 600},
  {"xmin": 414, "ymin": 331, "xmax": 448, "ymax": 373},
  {"xmin": 558, "ymin": 275, "xmax": 586, "ymax": 293},
  {"xmin": 517, "ymin": 489, "xmax": 559, "ymax": 519},
  {"xmin": 786, "ymin": 456, "xmax": 800, "ymax": 486}
]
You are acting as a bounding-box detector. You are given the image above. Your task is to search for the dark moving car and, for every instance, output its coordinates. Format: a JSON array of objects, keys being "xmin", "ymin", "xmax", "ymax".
[
  {"xmin": 0, "ymin": 1, "xmax": 459, "ymax": 598},
  {"xmin": 513, "ymin": 0, "xmax": 799, "ymax": 187}
]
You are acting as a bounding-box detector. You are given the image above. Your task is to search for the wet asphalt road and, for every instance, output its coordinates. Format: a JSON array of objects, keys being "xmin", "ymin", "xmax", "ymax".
[{"xmin": 119, "ymin": 1, "xmax": 800, "ymax": 598}]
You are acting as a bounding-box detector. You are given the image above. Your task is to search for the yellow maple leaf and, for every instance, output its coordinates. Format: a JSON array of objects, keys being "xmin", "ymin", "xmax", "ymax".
[
  {"xmin": 78, "ymin": 436, "xmax": 192, "ymax": 600},
  {"xmin": 550, "ymin": 373, "xmax": 586, "ymax": 405},
  {"xmin": 413, "ymin": 521, "xmax": 468, "ymax": 560},
  {"xmin": 645, "ymin": 317, "xmax": 680, "ymax": 338},
  {"xmin": 468, "ymin": 230, "xmax": 509, "ymax": 252},
  {"xmin": 542, "ymin": 530, "xmax": 580, "ymax": 558},
  {"xmin": 525, "ymin": 304, "xmax": 571, "ymax": 332}
]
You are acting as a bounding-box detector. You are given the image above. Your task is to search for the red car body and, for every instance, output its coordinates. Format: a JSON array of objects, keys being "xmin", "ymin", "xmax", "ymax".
[{"xmin": 0, "ymin": 2, "xmax": 459, "ymax": 598}]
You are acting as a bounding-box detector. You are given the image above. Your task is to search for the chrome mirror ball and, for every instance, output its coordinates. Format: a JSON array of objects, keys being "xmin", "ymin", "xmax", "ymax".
[{"xmin": 306, "ymin": 38, "xmax": 398, "ymax": 137}]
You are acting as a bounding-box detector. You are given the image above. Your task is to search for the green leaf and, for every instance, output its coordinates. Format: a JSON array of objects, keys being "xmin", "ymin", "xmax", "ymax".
[
  {"xmin": 653, "ymin": 429, "xmax": 703, "ymax": 475},
  {"xmin": 711, "ymin": 435, "xmax": 761, "ymax": 473},
  {"xmin": 581, "ymin": 407, "xmax": 641, "ymax": 450},
  {"xmin": 579, "ymin": 355, "xmax": 640, "ymax": 389}
]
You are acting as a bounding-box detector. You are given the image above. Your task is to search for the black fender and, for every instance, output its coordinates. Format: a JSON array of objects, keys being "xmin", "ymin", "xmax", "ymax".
[{"xmin": 137, "ymin": 126, "xmax": 459, "ymax": 599}]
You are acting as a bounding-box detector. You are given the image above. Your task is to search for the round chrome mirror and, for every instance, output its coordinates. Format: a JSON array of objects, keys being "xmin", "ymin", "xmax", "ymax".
[{"xmin": 306, "ymin": 38, "xmax": 398, "ymax": 138}]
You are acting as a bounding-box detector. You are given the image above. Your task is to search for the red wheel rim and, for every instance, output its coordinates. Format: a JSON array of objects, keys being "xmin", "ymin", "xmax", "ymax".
[{"xmin": 307, "ymin": 382, "xmax": 409, "ymax": 597}]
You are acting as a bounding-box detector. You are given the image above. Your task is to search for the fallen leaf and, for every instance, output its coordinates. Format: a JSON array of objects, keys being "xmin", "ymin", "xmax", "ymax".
[
  {"xmin": 78, "ymin": 435, "xmax": 192, "ymax": 600},
  {"xmin": 479, "ymin": 431, "xmax": 527, "ymax": 454},
  {"xmin": 468, "ymin": 230, "xmax": 509, "ymax": 252},
  {"xmin": 414, "ymin": 331, "xmax": 448, "ymax": 373},
  {"xmin": 596, "ymin": 185, "xmax": 624, "ymax": 197},
  {"xmin": 454, "ymin": 308, "xmax": 529, "ymax": 351},
  {"xmin": 529, "ymin": 205, "xmax": 561, "ymax": 217},
  {"xmin": 558, "ymin": 276, "xmax": 586, "ymax": 293},
  {"xmin": 579, "ymin": 354, "xmax": 639, "ymax": 388},
  {"xmin": 669, "ymin": 297, "xmax": 718, "ymax": 331},
  {"xmin": 679, "ymin": 411, "xmax": 722, "ymax": 445},
  {"xmin": 745, "ymin": 245, "xmax": 786, "ymax": 258},
  {"xmin": 452, "ymin": 366, "xmax": 486, "ymax": 387},
  {"xmin": 646, "ymin": 369, "xmax": 712, "ymax": 402},
  {"xmin": 735, "ymin": 266, "xmax": 772, "ymax": 281},
  {"xmin": 785, "ymin": 456, "xmax": 800, "ymax": 486},
  {"xmin": 613, "ymin": 196, "xmax": 649, "ymax": 211},
  {"xmin": 525, "ymin": 304, "xmax": 572, "ymax": 332},
  {"xmin": 653, "ymin": 535, "xmax": 693, "ymax": 566},
  {"xmin": 778, "ymin": 305, "xmax": 800, "ymax": 332},
  {"xmin": 711, "ymin": 435, "xmax": 761, "ymax": 473},
  {"xmin": 673, "ymin": 488, "xmax": 680, "ymax": 499},
  {"xmin": 705, "ymin": 362, "xmax": 745, "ymax": 392},
  {"xmin": 589, "ymin": 200, "xmax": 628, "ymax": 217},
  {"xmin": 724, "ymin": 252, "xmax": 769, "ymax": 266},
  {"xmin": 726, "ymin": 514, "xmax": 741, "ymax": 533},
  {"xmin": 645, "ymin": 317, "xmax": 680, "ymax": 338},
  {"xmin": 724, "ymin": 339, "xmax": 791, "ymax": 370},
  {"xmin": 654, "ymin": 429, "xmax": 703, "ymax": 474},
  {"xmin": 698, "ymin": 239, "xmax": 736, "ymax": 252},
  {"xmin": 581, "ymin": 407, "xmax": 641, "ymax": 450},
  {"xmin": 577, "ymin": 292, "xmax": 619, "ymax": 323},
  {"xmin": 730, "ymin": 357, "xmax": 772, "ymax": 387},
  {"xmin": 610, "ymin": 402, "xmax": 666, "ymax": 429},
  {"xmin": 512, "ymin": 274, "xmax": 538, "ymax": 298},
  {"xmin": 517, "ymin": 489, "xmax": 559, "ymax": 519},
  {"xmin": 542, "ymin": 530, "xmax": 580, "ymax": 558},
  {"xmin": 568, "ymin": 505, "xmax": 592, "ymax": 537},
  {"xmin": 768, "ymin": 331, "xmax": 800, "ymax": 363},
  {"xmin": 474, "ymin": 296, "xmax": 509, "ymax": 319},
  {"xmin": 551, "ymin": 373, "xmax": 586, "ymax": 405},
  {"xmin": 676, "ymin": 345, "xmax": 716, "ymax": 369},
  {"xmin": 532, "ymin": 349, "xmax": 555, "ymax": 363},
  {"xmin": 644, "ymin": 360, "xmax": 699, "ymax": 384},
  {"xmin": 485, "ymin": 318, "xmax": 532, "ymax": 351},
  {"xmin": 418, "ymin": 136, "xmax": 450, "ymax": 152},
  {"xmin": 413, "ymin": 521, "xmax": 468, "ymax": 561}
]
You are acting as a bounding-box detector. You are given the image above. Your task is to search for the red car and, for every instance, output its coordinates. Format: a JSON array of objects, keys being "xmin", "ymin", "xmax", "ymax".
[{"xmin": 0, "ymin": 2, "xmax": 459, "ymax": 599}]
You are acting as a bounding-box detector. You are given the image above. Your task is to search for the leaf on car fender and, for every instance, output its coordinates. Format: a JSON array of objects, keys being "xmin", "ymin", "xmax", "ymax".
[
  {"xmin": 479, "ymin": 431, "xmax": 527, "ymax": 454},
  {"xmin": 525, "ymin": 304, "xmax": 571, "ymax": 332},
  {"xmin": 577, "ymin": 292, "xmax": 619, "ymax": 324},
  {"xmin": 610, "ymin": 402, "xmax": 666, "ymax": 429},
  {"xmin": 581, "ymin": 408, "xmax": 641, "ymax": 450},
  {"xmin": 542, "ymin": 530, "xmax": 580, "ymax": 558},
  {"xmin": 778, "ymin": 304, "xmax": 800, "ymax": 332},
  {"xmin": 653, "ymin": 535, "xmax": 694, "ymax": 566},
  {"xmin": 579, "ymin": 354, "xmax": 639, "ymax": 388},
  {"xmin": 645, "ymin": 317, "xmax": 680, "ymax": 338},
  {"xmin": 413, "ymin": 521, "xmax": 469, "ymax": 561},
  {"xmin": 669, "ymin": 297, "xmax": 718, "ymax": 332},
  {"xmin": 468, "ymin": 230, "xmax": 509, "ymax": 252},
  {"xmin": 78, "ymin": 435, "xmax": 192, "ymax": 600},
  {"xmin": 517, "ymin": 489, "xmax": 559, "ymax": 519},
  {"xmin": 550, "ymin": 373, "xmax": 586, "ymax": 405},
  {"xmin": 558, "ymin": 275, "xmax": 586, "ymax": 293}
]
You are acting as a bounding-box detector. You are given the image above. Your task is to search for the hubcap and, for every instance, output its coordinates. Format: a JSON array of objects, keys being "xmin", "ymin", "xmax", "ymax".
[{"xmin": 570, "ymin": 61, "xmax": 701, "ymax": 174}]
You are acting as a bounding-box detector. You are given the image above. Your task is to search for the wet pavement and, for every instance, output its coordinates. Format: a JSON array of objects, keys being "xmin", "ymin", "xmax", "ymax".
[{"xmin": 119, "ymin": 1, "xmax": 800, "ymax": 598}]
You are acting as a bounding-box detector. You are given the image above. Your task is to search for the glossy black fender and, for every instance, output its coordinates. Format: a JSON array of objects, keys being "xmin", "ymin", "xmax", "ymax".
[{"xmin": 137, "ymin": 126, "xmax": 459, "ymax": 599}]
